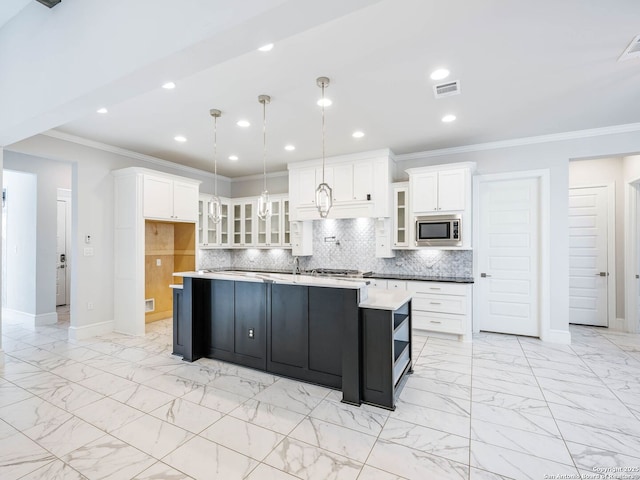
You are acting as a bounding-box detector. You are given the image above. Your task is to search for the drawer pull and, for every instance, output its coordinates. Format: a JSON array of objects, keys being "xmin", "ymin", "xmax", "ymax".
[
  {"xmin": 429, "ymin": 287, "xmax": 441, "ymax": 290},
  {"xmin": 430, "ymin": 320, "xmax": 442, "ymax": 324},
  {"xmin": 430, "ymin": 302, "xmax": 442, "ymax": 305}
]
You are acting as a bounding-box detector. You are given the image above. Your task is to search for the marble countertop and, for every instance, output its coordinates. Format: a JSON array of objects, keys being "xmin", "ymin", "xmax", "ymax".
[
  {"xmin": 359, "ymin": 289, "xmax": 412, "ymax": 311},
  {"xmin": 367, "ymin": 273, "xmax": 474, "ymax": 283},
  {"xmin": 174, "ymin": 270, "xmax": 368, "ymax": 290}
]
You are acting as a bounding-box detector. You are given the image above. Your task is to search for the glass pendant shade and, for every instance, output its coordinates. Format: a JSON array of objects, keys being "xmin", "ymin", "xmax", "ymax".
[
  {"xmin": 315, "ymin": 182, "xmax": 333, "ymax": 218},
  {"xmin": 257, "ymin": 190, "xmax": 271, "ymax": 220},
  {"xmin": 208, "ymin": 195, "xmax": 222, "ymax": 224}
]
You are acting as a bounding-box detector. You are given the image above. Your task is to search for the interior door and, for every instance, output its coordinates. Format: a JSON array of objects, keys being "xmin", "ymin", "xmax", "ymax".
[
  {"xmin": 568, "ymin": 186, "xmax": 608, "ymax": 326},
  {"xmin": 56, "ymin": 200, "xmax": 67, "ymax": 306},
  {"xmin": 477, "ymin": 178, "xmax": 539, "ymax": 336}
]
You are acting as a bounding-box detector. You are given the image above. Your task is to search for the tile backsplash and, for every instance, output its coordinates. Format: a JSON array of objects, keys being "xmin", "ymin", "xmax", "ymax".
[{"xmin": 198, "ymin": 218, "xmax": 472, "ymax": 277}]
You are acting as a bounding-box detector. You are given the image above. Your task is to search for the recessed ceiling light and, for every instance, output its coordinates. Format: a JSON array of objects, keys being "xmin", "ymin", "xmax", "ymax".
[
  {"xmin": 317, "ymin": 98, "xmax": 332, "ymax": 107},
  {"xmin": 284, "ymin": 145, "xmax": 295, "ymax": 151},
  {"xmin": 174, "ymin": 135, "xmax": 187, "ymax": 142},
  {"xmin": 430, "ymin": 68, "xmax": 450, "ymax": 81},
  {"xmin": 237, "ymin": 120, "xmax": 251, "ymax": 127},
  {"xmin": 352, "ymin": 131, "xmax": 365, "ymax": 138},
  {"xmin": 258, "ymin": 43, "xmax": 274, "ymax": 52},
  {"xmin": 442, "ymin": 114, "xmax": 456, "ymax": 123},
  {"xmin": 96, "ymin": 107, "xmax": 108, "ymax": 114},
  {"xmin": 229, "ymin": 155, "xmax": 239, "ymax": 161},
  {"xmin": 162, "ymin": 81, "xmax": 176, "ymax": 89}
]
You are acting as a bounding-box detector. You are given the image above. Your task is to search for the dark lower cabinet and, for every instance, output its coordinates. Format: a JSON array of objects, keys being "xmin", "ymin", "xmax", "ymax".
[
  {"xmin": 361, "ymin": 300, "xmax": 412, "ymax": 410},
  {"xmin": 270, "ymin": 284, "xmax": 308, "ymax": 369},
  {"xmin": 172, "ymin": 287, "xmax": 185, "ymax": 357}
]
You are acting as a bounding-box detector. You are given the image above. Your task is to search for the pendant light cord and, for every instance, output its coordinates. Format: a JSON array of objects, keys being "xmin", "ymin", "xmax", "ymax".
[
  {"xmin": 213, "ymin": 115, "xmax": 218, "ymax": 198},
  {"xmin": 263, "ymin": 99, "xmax": 267, "ymax": 192},
  {"xmin": 321, "ymin": 82, "xmax": 326, "ymax": 183}
]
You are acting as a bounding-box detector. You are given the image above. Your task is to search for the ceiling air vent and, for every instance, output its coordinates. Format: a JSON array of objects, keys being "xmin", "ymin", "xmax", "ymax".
[
  {"xmin": 433, "ymin": 80, "xmax": 461, "ymax": 98},
  {"xmin": 36, "ymin": 0, "xmax": 62, "ymax": 8},
  {"xmin": 618, "ymin": 34, "xmax": 640, "ymax": 62}
]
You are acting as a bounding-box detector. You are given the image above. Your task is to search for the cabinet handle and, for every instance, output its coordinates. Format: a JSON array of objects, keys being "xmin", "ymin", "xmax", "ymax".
[
  {"xmin": 430, "ymin": 320, "xmax": 442, "ymax": 324},
  {"xmin": 429, "ymin": 287, "xmax": 441, "ymax": 290},
  {"xmin": 430, "ymin": 302, "xmax": 442, "ymax": 305}
]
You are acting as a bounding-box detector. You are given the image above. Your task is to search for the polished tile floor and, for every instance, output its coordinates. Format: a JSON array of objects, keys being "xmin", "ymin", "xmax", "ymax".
[{"xmin": 1, "ymin": 310, "xmax": 640, "ymax": 479}]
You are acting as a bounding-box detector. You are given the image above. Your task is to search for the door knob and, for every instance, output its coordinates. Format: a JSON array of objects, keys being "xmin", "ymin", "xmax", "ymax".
[
  {"xmin": 480, "ymin": 273, "xmax": 491, "ymax": 278},
  {"xmin": 596, "ymin": 272, "xmax": 608, "ymax": 276}
]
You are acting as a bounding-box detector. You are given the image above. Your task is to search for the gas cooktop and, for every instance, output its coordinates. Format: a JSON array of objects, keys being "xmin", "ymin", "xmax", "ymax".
[{"xmin": 306, "ymin": 268, "xmax": 372, "ymax": 278}]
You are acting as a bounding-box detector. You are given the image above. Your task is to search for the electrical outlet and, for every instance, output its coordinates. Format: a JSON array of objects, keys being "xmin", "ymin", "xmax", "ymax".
[
  {"xmin": 156, "ymin": 258, "xmax": 161, "ymax": 266},
  {"xmin": 87, "ymin": 302, "xmax": 94, "ymax": 310}
]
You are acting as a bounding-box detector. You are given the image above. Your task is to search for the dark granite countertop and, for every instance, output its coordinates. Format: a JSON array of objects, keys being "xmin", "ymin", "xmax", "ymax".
[{"xmin": 366, "ymin": 273, "xmax": 474, "ymax": 283}]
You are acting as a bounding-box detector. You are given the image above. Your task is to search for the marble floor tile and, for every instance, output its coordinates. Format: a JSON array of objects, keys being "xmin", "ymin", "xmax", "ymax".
[
  {"xmin": 230, "ymin": 399, "xmax": 306, "ymax": 435},
  {"xmin": 0, "ymin": 382, "xmax": 33, "ymax": 407},
  {"xmin": 150, "ymin": 398, "xmax": 223, "ymax": 434},
  {"xmin": 566, "ymin": 441, "xmax": 640, "ymax": 473},
  {"xmin": 132, "ymin": 461, "xmax": 194, "ymax": 480},
  {"xmin": 547, "ymin": 403, "xmax": 640, "ymax": 438},
  {"xmin": 380, "ymin": 417, "xmax": 469, "ymax": 464},
  {"xmin": 472, "ymin": 376, "xmax": 545, "ymax": 401},
  {"xmin": 163, "ymin": 435, "xmax": 259, "ymax": 480},
  {"xmin": 367, "ymin": 439, "xmax": 468, "ymax": 480},
  {"xmin": 469, "ymin": 467, "xmax": 512, "ymax": 480},
  {"xmin": 544, "ymin": 388, "xmax": 634, "ymax": 417},
  {"xmin": 111, "ymin": 414, "xmax": 193, "ymax": 459},
  {"xmin": 264, "ymin": 437, "xmax": 363, "ymax": 480},
  {"xmin": 289, "ymin": 417, "xmax": 377, "ymax": 463},
  {"xmin": 140, "ymin": 372, "xmax": 201, "ymax": 397},
  {"xmin": 471, "ymin": 366, "xmax": 538, "ymax": 386},
  {"xmin": 201, "ymin": 415, "xmax": 284, "ymax": 461},
  {"xmin": 18, "ymin": 459, "xmax": 88, "ymax": 480},
  {"xmin": 252, "ymin": 380, "xmax": 329, "ymax": 415},
  {"xmin": 73, "ymin": 397, "xmax": 145, "ymax": 432},
  {"xmin": 33, "ymin": 382, "xmax": 104, "ymax": 412},
  {"xmin": 62, "ymin": 435, "xmax": 156, "ymax": 480},
  {"xmin": 357, "ymin": 465, "xmax": 407, "ymax": 480},
  {"xmin": 78, "ymin": 371, "xmax": 137, "ymax": 396},
  {"xmin": 109, "ymin": 383, "xmax": 176, "ymax": 413},
  {"xmin": 244, "ymin": 463, "xmax": 301, "ymax": 480},
  {"xmin": 309, "ymin": 399, "xmax": 389, "ymax": 436},
  {"xmin": 109, "ymin": 363, "xmax": 164, "ymax": 383},
  {"xmin": 390, "ymin": 399, "xmax": 471, "ymax": 438},
  {"xmin": 50, "ymin": 363, "xmax": 102, "ymax": 382},
  {"xmin": 471, "ymin": 402, "xmax": 560, "ymax": 437},
  {"xmin": 24, "ymin": 414, "xmax": 104, "ymax": 457},
  {"xmin": 471, "ymin": 357, "xmax": 534, "ymax": 376},
  {"xmin": 404, "ymin": 375, "xmax": 471, "ymax": 401},
  {"xmin": 0, "ymin": 432, "xmax": 56, "ymax": 480},
  {"xmin": 472, "ymin": 389, "xmax": 553, "ymax": 417},
  {"xmin": 469, "ymin": 440, "xmax": 579, "ymax": 480},
  {"xmin": 181, "ymin": 384, "xmax": 251, "ymax": 413},
  {"xmin": 407, "ymin": 365, "xmax": 472, "ymax": 386},
  {"xmin": 0, "ymin": 419, "xmax": 17, "ymax": 440},
  {"xmin": 400, "ymin": 386, "xmax": 470, "ymax": 416},
  {"xmin": 470, "ymin": 418, "xmax": 573, "ymax": 465},
  {"xmin": 556, "ymin": 420, "xmax": 640, "ymax": 460}
]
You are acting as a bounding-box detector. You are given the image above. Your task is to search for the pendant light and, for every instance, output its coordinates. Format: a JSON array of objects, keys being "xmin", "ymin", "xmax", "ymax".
[
  {"xmin": 315, "ymin": 76, "xmax": 333, "ymax": 218},
  {"xmin": 208, "ymin": 108, "xmax": 222, "ymax": 224},
  {"xmin": 257, "ymin": 94, "xmax": 272, "ymax": 220}
]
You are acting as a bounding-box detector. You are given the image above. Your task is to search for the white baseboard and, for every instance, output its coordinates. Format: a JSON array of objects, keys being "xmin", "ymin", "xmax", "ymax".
[
  {"xmin": 68, "ymin": 320, "xmax": 114, "ymax": 341},
  {"xmin": 1, "ymin": 308, "xmax": 57, "ymax": 329},
  {"xmin": 542, "ymin": 329, "xmax": 572, "ymax": 345}
]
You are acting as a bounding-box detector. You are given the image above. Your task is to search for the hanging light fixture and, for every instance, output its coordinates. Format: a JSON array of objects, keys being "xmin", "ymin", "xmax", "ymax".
[
  {"xmin": 208, "ymin": 108, "xmax": 222, "ymax": 224},
  {"xmin": 257, "ymin": 94, "xmax": 272, "ymax": 220},
  {"xmin": 315, "ymin": 76, "xmax": 333, "ymax": 218}
]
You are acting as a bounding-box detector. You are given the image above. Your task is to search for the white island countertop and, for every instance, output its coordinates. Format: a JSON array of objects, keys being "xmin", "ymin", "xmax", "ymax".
[
  {"xmin": 174, "ymin": 270, "xmax": 368, "ymax": 290},
  {"xmin": 359, "ymin": 289, "xmax": 412, "ymax": 311}
]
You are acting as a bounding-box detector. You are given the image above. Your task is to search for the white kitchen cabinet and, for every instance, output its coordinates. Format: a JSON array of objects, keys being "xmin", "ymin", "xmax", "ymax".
[
  {"xmin": 288, "ymin": 149, "xmax": 392, "ymax": 220},
  {"xmin": 291, "ymin": 220, "xmax": 312, "ymax": 256},
  {"xmin": 232, "ymin": 200, "xmax": 254, "ymax": 247},
  {"xmin": 256, "ymin": 196, "xmax": 287, "ymax": 247},
  {"xmin": 388, "ymin": 280, "xmax": 406, "ymax": 290},
  {"xmin": 367, "ymin": 279, "xmax": 388, "ymax": 289},
  {"xmin": 375, "ymin": 217, "xmax": 395, "ymax": 258},
  {"xmin": 406, "ymin": 280, "xmax": 472, "ymax": 341},
  {"xmin": 198, "ymin": 195, "xmax": 230, "ymax": 247},
  {"xmin": 283, "ymin": 199, "xmax": 291, "ymax": 247},
  {"xmin": 393, "ymin": 182, "xmax": 409, "ymax": 248},
  {"xmin": 143, "ymin": 174, "xmax": 198, "ymax": 222},
  {"xmin": 409, "ymin": 168, "xmax": 466, "ymax": 213}
]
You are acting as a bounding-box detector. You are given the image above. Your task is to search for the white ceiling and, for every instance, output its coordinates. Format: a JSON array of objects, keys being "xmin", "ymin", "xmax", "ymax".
[
  {"xmin": 0, "ymin": 0, "xmax": 31, "ymax": 28},
  {"xmin": 41, "ymin": 0, "xmax": 640, "ymax": 177}
]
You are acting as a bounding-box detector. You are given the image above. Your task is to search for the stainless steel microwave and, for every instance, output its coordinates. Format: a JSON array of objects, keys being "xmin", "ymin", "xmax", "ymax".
[{"xmin": 415, "ymin": 214, "xmax": 462, "ymax": 247}]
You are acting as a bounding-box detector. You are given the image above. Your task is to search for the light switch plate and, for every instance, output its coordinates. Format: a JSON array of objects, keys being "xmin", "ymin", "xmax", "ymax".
[{"xmin": 83, "ymin": 247, "xmax": 94, "ymax": 256}]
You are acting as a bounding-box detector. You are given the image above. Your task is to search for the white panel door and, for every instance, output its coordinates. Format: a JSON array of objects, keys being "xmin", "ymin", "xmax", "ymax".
[
  {"xmin": 56, "ymin": 200, "xmax": 67, "ymax": 306},
  {"xmin": 569, "ymin": 186, "xmax": 608, "ymax": 326},
  {"xmin": 478, "ymin": 178, "xmax": 539, "ymax": 336}
]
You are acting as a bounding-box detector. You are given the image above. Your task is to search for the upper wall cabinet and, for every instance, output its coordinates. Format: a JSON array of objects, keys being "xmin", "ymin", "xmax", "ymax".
[
  {"xmin": 143, "ymin": 174, "xmax": 199, "ymax": 222},
  {"xmin": 408, "ymin": 168, "xmax": 467, "ymax": 213},
  {"xmin": 288, "ymin": 149, "xmax": 393, "ymax": 221}
]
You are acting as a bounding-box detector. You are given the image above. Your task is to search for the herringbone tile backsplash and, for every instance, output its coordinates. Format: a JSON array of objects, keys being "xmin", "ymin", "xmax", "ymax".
[{"xmin": 198, "ymin": 218, "xmax": 472, "ymax": 278}]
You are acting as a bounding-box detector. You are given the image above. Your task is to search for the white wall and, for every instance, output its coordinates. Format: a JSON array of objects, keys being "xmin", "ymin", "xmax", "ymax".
[
  {"xmin": 4, "ymin": 152, "xmax": 72, "ymax": 320},
  {"xmin": 2, "ymin": 170, "xmax": 37, "ymax": 316},
  {"xmin": 569, "ymin": 157, "xmax": 625, "ymax": 320},
  {"xmin": 6, "ymin": 134, "xmax": 227, "ymax": 333},
  {"xmin": 624, "ymin": 155, "xmax": 640, "ymax": 182},
  {"xmin": 231, "ymin": 173, "xmax": 288, "ymax": 198}
]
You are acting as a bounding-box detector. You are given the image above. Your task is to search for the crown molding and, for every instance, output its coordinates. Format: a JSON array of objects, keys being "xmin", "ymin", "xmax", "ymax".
[
  {"xmin": 396, "ymin": 123, "xmax": 640, "ymax": 162},
  {"xmin": 41, "ymin": 129, "xmax": 231, "ymax": 181},
  {"xmin": 230, "ymin": 171, "xmax": 288, "ymax": 183}
]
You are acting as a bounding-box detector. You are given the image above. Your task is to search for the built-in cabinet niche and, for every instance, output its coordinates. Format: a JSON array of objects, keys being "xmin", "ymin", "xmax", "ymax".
[{"xmin": 144, "ymin": 221, "xmax": 195, "ymax": 322}]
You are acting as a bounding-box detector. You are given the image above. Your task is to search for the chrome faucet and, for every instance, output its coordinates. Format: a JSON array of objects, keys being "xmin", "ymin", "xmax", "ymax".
[{"xmin": 292, "ymin": 257, "xmax": 301, "ymax": 275}]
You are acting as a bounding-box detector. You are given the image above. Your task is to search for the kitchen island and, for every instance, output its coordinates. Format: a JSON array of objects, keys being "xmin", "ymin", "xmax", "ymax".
[{"xmin": 172, "ymin": 270, "xmax": 412, "ymax": 409}]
